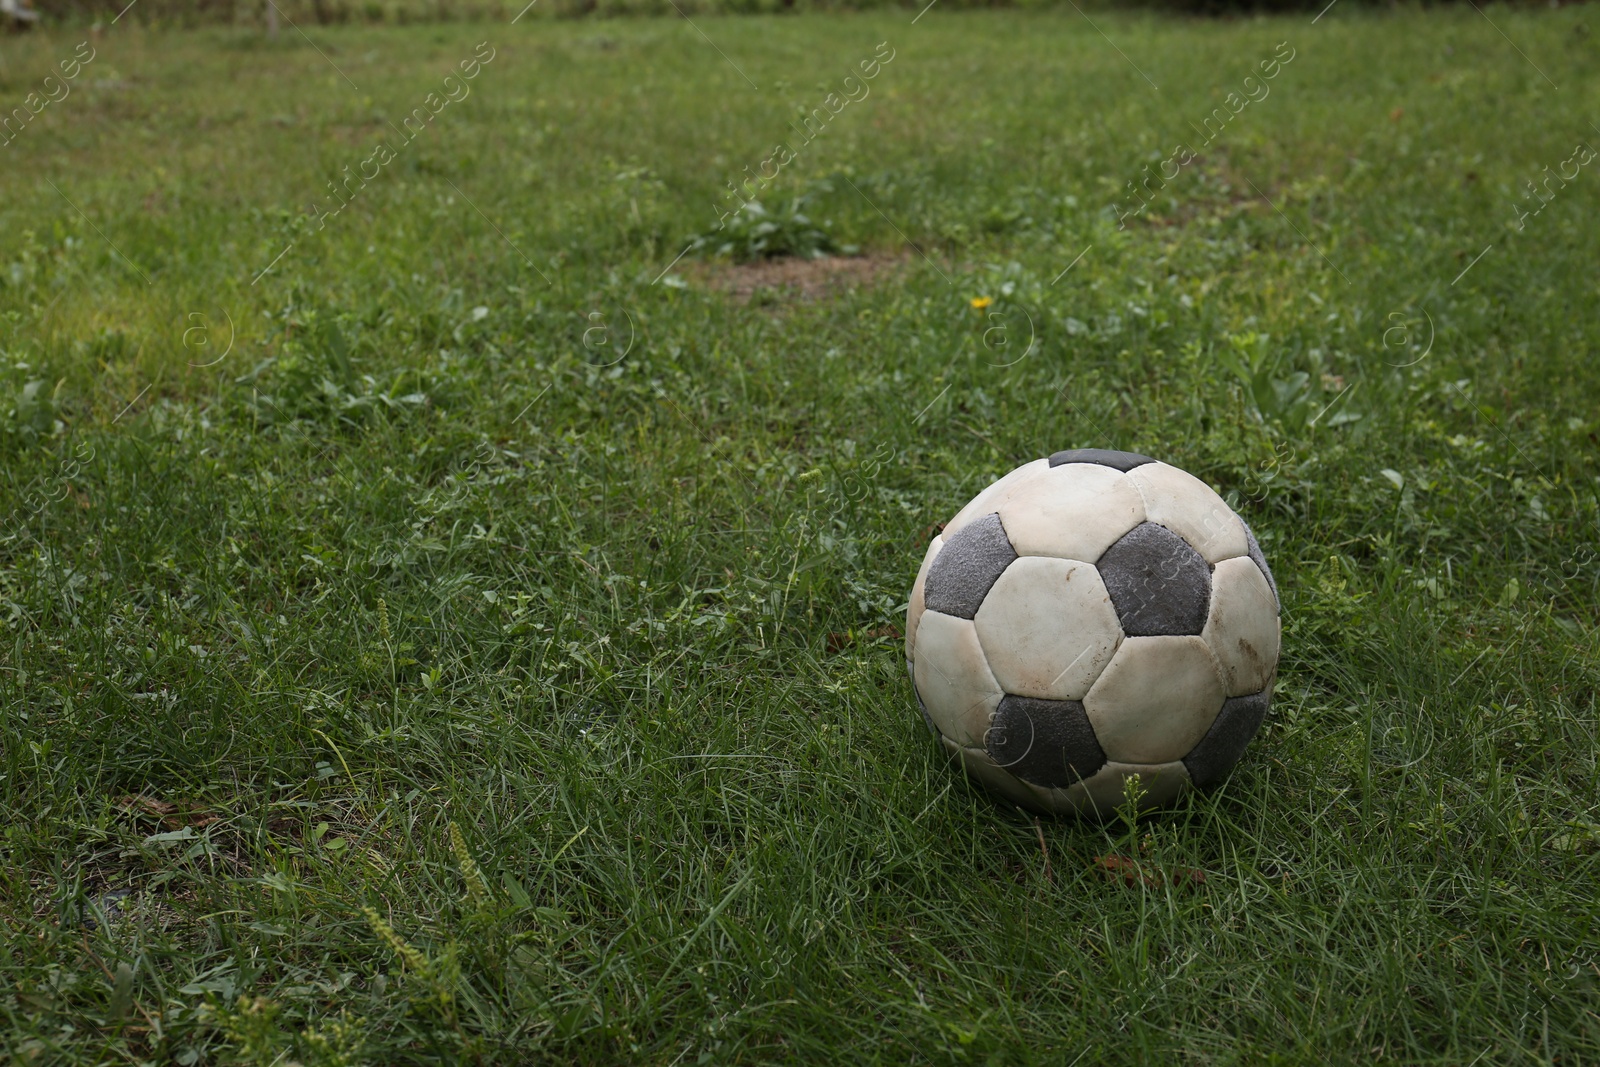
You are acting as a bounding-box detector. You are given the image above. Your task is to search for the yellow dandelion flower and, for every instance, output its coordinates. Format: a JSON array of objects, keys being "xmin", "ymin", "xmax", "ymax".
[{"xmin": 970, "ymin": 296, "xmax": 993, "ymax": 310}]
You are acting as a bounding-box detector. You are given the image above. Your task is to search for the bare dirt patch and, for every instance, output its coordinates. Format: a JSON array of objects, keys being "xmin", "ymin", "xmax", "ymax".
[{"xmin": 690, "ymin": 252, "xmax": 909, "ymax": 304}]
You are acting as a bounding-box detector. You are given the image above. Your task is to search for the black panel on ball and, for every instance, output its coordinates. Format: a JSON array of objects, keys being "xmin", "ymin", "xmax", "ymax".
[
  {"xmin": 1096, "ymin": 522, "xmax": 1212, "ymax": 636},
  {"xmin": 1240, "ymin": 518, "xmax": 1280, "ymax": 611},
  {"xmin": 922, "ymin": 513, "xmax": 1018, "ymax": 620},
  {"xmin": 986, "ymin": 694, "xmax": 1107, "ymax": 788},
  {"xmin": 1046, "ymin": 448, "xmax": 1157, "ymax": 471},
  {"xmin": 1183, "ymin": 690, "xmax": 1270, "ymax": 787}
]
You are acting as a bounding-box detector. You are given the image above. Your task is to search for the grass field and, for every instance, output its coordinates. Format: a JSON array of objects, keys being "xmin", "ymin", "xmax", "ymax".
[{"xmin": 3, "ymin": 4, "xmax": 1599, "ymax": 1063}]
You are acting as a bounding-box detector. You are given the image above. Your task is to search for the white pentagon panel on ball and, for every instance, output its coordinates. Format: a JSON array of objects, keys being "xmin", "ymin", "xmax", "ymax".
[
  {"xmin": 1083, "ymin": 635, "xmax": 1226, "ymax": 763},
  {"xmin": 941, "ymin": 737, "xmax": 1052, "ymax": 812},
  {"xmin": 989, "ymin": 462, "xmax": 1146, "ymax": 563},
  {"xmin": 973, "ymin": 556, "xmax": 1123, "ymax": 701},
  {"xmin": 905, "ymin": 536, "xmax": 943, "ymax": 665},
  {"xmin": 1022, "ymin": 780, "xmax": 1092, "ymax": 818},
  {"xmin": 948, "ymin": 758, "xmax": 1191, "ymax": 818},
  {"xmin": 912, "ymin": 611, "xmax": 1003, "ymax": 747},
  {"xmin": 1202, "ymin": 556, "xmax": 1282, "ymax": 697},
  {"xmin": 1126, "ymin": 462, "xmax": 1247, "ymax": 564},
  {"xmin": 941, "ymin": 459, "xmax": 1049, "ymax": 539},
  {"xmin": 1073, "ymin": 761, "xmax": 1193, "ymax": 815}
]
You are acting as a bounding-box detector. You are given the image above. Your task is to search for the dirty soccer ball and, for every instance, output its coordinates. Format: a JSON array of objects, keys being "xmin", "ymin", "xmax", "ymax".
[{"xmin": 905, "ymin": 449, "xmax": 1280, "ymax": 816}]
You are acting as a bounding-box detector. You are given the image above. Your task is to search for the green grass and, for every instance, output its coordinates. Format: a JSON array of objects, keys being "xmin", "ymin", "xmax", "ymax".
[{"xmin": 2, "ymin": 5, "xmax": 1599, "ymax": 1064}]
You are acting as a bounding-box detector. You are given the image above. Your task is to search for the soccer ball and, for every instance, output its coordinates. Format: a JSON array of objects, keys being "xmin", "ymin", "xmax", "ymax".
[{"xmin": 905, "ymin": 449, "xmax": 1280, "ymax": 817}]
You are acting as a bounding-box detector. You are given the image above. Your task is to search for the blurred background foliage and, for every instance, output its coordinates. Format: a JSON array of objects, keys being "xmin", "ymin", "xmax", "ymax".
[{"xmin": 3, "ymin": 0, "xmax": 1542, "ymax": 29}]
